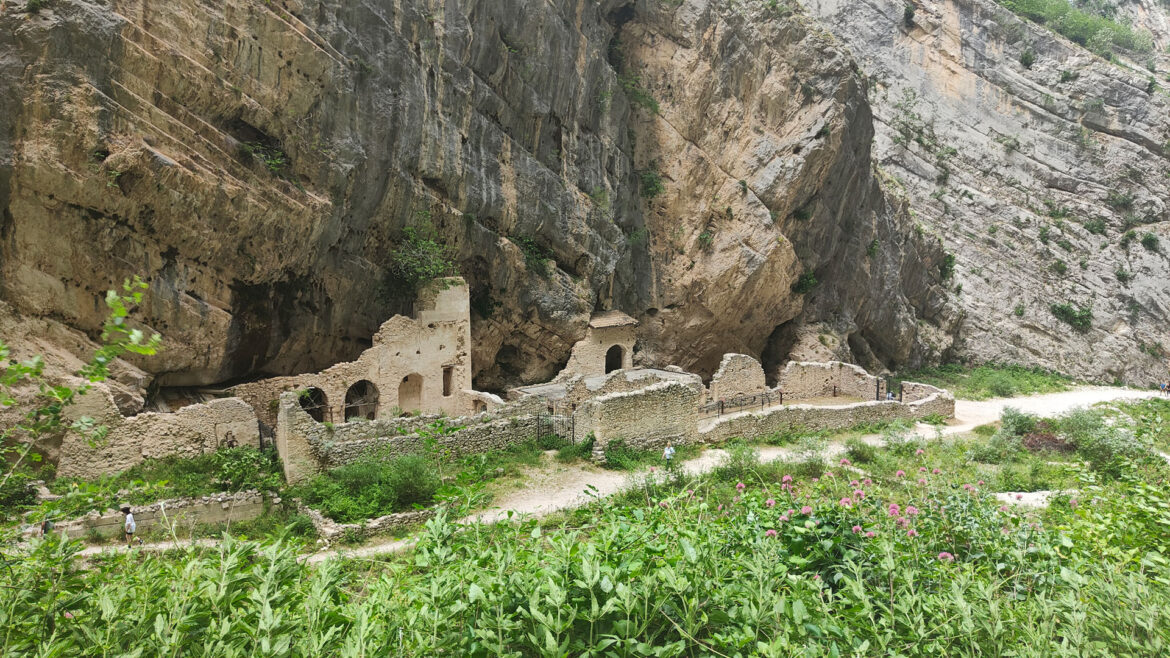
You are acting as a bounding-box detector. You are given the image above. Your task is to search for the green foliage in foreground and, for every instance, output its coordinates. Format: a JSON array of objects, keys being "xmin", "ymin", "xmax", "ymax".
[
  {"xmin": 895, "ymin": 362, "xmax": 1072, "ymax": 400},
  {"xmin": 290, "ymin": 453, "xmax": 440, "ymax": 523},
  {"xmin": 5, "ymin": 447, "xmax": 1170, "ymax": 656}
]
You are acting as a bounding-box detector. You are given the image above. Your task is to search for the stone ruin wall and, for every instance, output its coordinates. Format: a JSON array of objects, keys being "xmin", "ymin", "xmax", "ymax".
[
  {"xmin": 554, "ymin": 368, "xmax": 702, "ymax": 411},
  {"xmin": 233, "ymin": 278, "xmax": 478, "ymax": 428},
  {"xmin": 57, "ymin": 392, "xmax": 259, "ymax": 480},
  {"xmin": 32, "ymin": 491, "xmax": 272, "ymax": 539},
  {"xmin": 556, "ymin": 324, "xmax": 636, "ymax": 381},
  {"xmin": 581, "ymin": 381, "xmax": 704, "ymax": 461},
  {"xmin": 300, "ymin": 505, "xmax": 435, "ymax": 543},
  {"xmin": 707, "ymin": 353, "xmax": 768, "ymax": 402},
  {"xmin": 701, "ymin": 385, "xmax": 955, "ymax": 444},
  {"xmin": 777, "ymin": 361, "xmax": 883, "ymax": 401},
  {"xmin": 275, "ymin": 391, "xmax": 545, "ymax": 484}
]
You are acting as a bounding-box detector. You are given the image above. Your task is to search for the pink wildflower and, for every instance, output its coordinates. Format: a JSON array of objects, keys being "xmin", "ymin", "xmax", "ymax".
[
  {"xmin": 918, "ymin": 478, "xmax": 927, "ymax": 485},
  {"xmin": 850, "ymin": 480, "xmax": 860, "ymax": 487},
  {"xmin": 919, "ymin": 466, "xmax": 928, "ymax": 473},
  {"xmin": 839, "ymin": 497, "xmax": 852, "ymax": 508},
  {"xmin": 937, "ymin": 552, "xmax": 955, "ymax": 562},
  {"xmin": 787, "ymin": 509, "xmax": 796, "ymax": 516},
  {"xmin": 736, "ymin": 482, "xmax": 746, "ymax": 491},
  {"xmin": 852, "ymin": 525, "xmax": 862, "ymax": 534},
  {"xmin": 897, "ymin": 517, "xmax": 910, "ymax": 528},
  {"xmin": 932, "ymin": 468, "xmax": 941, "ymax": 474},
  {"xmin": 659, "ymin": 501, "xmax": 668, "ymax": 508},
  {"xmin": 717, "ymin": 504, "xmax": 723, "ymax": 511},
  {"xmin": 733, "ymin": 496, "xmax": 740, "ymax": 503},
  {"xmin": 1016, "ymin": 494, "xmax": 1023, "ymax": 500},
  {"xmin": 865, "ymin": 531, "xmax": 876, "ymax": 538},
  {"xmin": 888, "ymin": 503, "xmax": 901, "ymax": 516},
  {"xmin": 915, "ymin": 448, "xmax": 925, "ymax": 455},
  {"xmin": 907, "ymin": 529, "xmax": 918, "ymax": 538},
  {"xmin": 840, "ymin": 458, "xmax": 851, "ymax": 466},
  {"xmin": 824, "ymin": 471, "xmax": 834, "ymax": 478},
  {"xmin": 812, "ymin": 478, "xmax": 819, "ymax": 483},
  {"xmin": 63, "ymin": 611, "xmax": 74, "ymax": 619},
  {"xmin": 998, "ymin": 505, "xmax": 1009, "ymax": 513},
  {"xmin": 864, "ymin": 478, "xmax": 873, "ymax": 485},
  {"xmin": 782, "ymin": 474, "xmax": 793, "ymax": 483},
  {"xmin": 765, "ymin": 498, "xmax": 776, "ymax": 508},
  {"xmin": 779, "ymin": 515, "xmax": 789, "ymax": 522},
  {"xmin": 977, "ymin": 480, "xmax": 985, "ymax": 486},
  {"xmin": 905, "ymin": 505, "xmax": 919, "ymax": 516},
  {"xmin": 1070, "ymin": 498, "xmax": 1078, "ymax": 509},
  {"xmin": 854, "ymin": 489, "xmax": 865, "ymax": 500},
  {"xmin": 687, "ymin": 489, "xmax": 694, "ymax": 495},
  {"xmin": 765, "ymin": 529, "xmax": 778, "ymax": 538},
  {"xmin": 812, "ymin": 574, "xmax": 821, "ymax": 581},
  {"xmin": 800, "ymin": 505, "xmax": 813, "ymax": 515},
  {"xmin": 895, "ymin": 470, "xmax": 906, "ymax": 478},
  {"xmin": 649, "ymin": 467, "xmax": 656, "ymax": 473}
]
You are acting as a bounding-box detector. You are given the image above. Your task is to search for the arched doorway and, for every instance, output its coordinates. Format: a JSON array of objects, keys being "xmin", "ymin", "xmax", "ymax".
[
  {"xmin": 343, "ymin": 380, "xmax": 379, "ymax": 421},
  {"xmin": 398, "ymin": 373, "xmax": 423, "ymax": 414},
  {"xmin": 298, "ymin": 387, "xmax": 329, "ymax": 422},
  {"xmin": 605, "ymin": 345, "xmax": 624, "ymax": 373}
]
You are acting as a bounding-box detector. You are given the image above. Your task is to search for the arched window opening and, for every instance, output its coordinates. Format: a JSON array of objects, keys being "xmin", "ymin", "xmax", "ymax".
[
  {"xmin": 398, "ymin": 373, "xmax": 423, "ymax": 415},
  {"xmin": 344, "ymin": 380, "xmax": 380, "ymax": 421},
  {"xmin": 298, "ymin": 387, "xmax": 329, "ymax": 423},
  {"xmin": 605, "ymin": 345, "xmax": 624, "ymax": 374}
]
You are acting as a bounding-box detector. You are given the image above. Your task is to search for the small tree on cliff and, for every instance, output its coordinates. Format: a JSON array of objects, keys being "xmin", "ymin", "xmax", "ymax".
[
  {"xmin": 0, "ymin": 278, "xmax": 161, "ymax": 514},
  {"xmin": 389, "ymin": 222, "xmax": 458, "ymax": 289}
]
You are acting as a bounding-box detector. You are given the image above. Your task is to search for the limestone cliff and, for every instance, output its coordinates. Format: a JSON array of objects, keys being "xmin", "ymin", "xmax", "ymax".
[
  {"xmin": 23, "ymin": 0, "xmax": 1144, "ymax": 398},
  {"xmin": 807, "ymin": 0, "xmax": 1170, "ymax": 383}
]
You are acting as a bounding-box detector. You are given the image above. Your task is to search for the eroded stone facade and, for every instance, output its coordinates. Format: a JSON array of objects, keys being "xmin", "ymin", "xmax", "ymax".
[
  {"xmin": 778, "ymin": 361, "xmax": 887, "ymax": 401},
  {"xmin": 708, "ymin": 353, "xmax": 768, "ymax": 402},
  {"xmin": 557, "ymin": 311, "xmax": 638, "ymax": 380},
  {"xmin": 234, "ymin": 278, "xmax": 478, "ymax": 426},
  {"xmin": 58, "ymin": 391, "xmax": 259, "ymax": 480}
]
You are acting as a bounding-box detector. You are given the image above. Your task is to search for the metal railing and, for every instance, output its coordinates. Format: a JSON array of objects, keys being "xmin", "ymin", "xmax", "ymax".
[{"xmin": 698, "ymin": 391, "xmax": 784, "ymax": 418}]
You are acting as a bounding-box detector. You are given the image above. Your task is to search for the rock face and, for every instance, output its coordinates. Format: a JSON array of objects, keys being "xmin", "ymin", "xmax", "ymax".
[
  {"xmin": 10, "ymin": 0, "xmax": 1155, "ymax": 396},
  {"xmin": 806, "ymin": 0, "xmax": 1170, "ymax": 384}
]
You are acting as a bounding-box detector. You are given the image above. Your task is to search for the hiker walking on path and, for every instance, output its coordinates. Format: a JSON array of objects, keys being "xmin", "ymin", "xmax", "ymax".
[
  {"xmin": 122, "ymin": 506, "xmax": 138, "ymax": 546},
  {"xmin": 663, "ymin": 441, "xmax": 676, "ymax": 471}
]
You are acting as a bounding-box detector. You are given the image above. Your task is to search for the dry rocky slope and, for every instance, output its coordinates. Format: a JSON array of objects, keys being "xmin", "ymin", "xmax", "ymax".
[{"xmin": 0, "ymin": 0, "xmax": 1161, "ymax": 401}]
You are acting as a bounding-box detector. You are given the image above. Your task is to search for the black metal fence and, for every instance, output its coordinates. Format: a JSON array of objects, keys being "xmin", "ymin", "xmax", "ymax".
[
  {"xmin": 698, "ymin": 391, "xmax": 784, "ymax": 418},
  {"xmin": 536, "ymin": 412, "xmax": 576, "ymax": 443}
]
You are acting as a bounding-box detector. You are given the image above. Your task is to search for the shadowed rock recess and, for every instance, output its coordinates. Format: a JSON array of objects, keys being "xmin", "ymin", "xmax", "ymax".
[{"xmin": 33, "ymin": 0, "xmax": 1170, "ymax": 398}]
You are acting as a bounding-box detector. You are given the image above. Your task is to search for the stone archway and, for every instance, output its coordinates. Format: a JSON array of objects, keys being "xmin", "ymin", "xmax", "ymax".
[
  {"xmin": 605, "ymin": 345, "xmax": 624, "ymax": 374},
  {"xmin": 343, "ymin": 380, "xmax": 379, "ymax": 421},
  {"xmin": 298, "ymin": 387, "xmax": 329, "ymax": 422},
  {"xmin": 398, "ymin": 373, "xmax": 423, "ymax": 414}
]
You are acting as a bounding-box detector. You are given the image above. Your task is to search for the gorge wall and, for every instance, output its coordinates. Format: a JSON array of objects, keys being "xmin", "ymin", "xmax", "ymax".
[{"xmin": 2, "ymin": 0, "xmax": 1159, "ymax": 398}]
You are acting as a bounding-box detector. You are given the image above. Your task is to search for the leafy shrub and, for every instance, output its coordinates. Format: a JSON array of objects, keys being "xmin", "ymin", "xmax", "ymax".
[
  {"xmin": 866, "ymin": 239, "xmax": 879, "ymax": 257},
  {"xmin": 1059, "ymin": 70, "xmax": 1078, "ymax": 83},
  {"xmin": 1013, "ymin": 302, "xmax": 1025, "ymax": 317},
  {"xmin": 791, "ymin": 270, "xmax": 818, "ymax": 294},
  {"xmin": 1114, "ymin": 267, "xmax": 1132, "ymax": 284},
  {"xmin": 998, "ymin": 0, "xmax": 1154, "ymax": 57},
  {"xmin": 1141, "ymin": 232, "xmax": 1159, "ymax": 252},
  {"xmin": 1050, "ymin": 302, "xmax": 1092, "ymax": 331},
  {"xmin": 969, "ymin": 431, "xmax": 1023, "ymax": 464},
  {"xmin": 1106, "ymin": 190, "xmax": 1134, "ymax": 210},
  {"xmin": 1120, "ymin": 230, "xmax": 1136, "ymax": 248},
  {"xmin": 618, "ymin": 74, "xmax": 659, "ymax": 113},
  {"xmin": 1020, "ymin": 48, "xmax": 1036, "ymax": 68},
  {"xmin": 882, "ymin": 423, "xmax": 924, "ymax": 457},
  {"xmin": 844, "ymin": 437, "xmax": 879, "ymax": 464},
  {"xmin": 1057, "ymin": 407, "xmax": 1151, "ymax": 478},
  {"xmin": 0, "ymin": 471, "xmax": 36, "ymax": 519},
  {"xmin": 555, "ymin": 436, "xmax": 594, "ymax": 463},
  {"xmin": 292, "ymin": 453, "xmax": 440, "ymax": 522},
  {"xmin": 390, "ymin": 224, "xmax": 457, "ymax": 288},
  {"xmin": 1001, "ymin": 407, "xmax": 1038, "ymax": 436},
  {"xmin": 1083, "ymin": 218, "xmax": 1106, "ymax": 235},
  {"xmin": 1049, "ymin": 259, "xmax": 1067, "ymax": 275},
  {"xmin": 638, "ymin": 163, "xmax": 664, "ymax": 199},
  {"xmin": 697, "ymin": 231, "xmax": 714, "ymax": 250},
  {"xmin": 1039, "ymin": 226, "xmax": 1051, "ymax": 243},
  {"xmin": 903, "ymin": 3, "xmax": 915, "ymax": 26},
  {"xmin": 939, "ymin": 252, "xmax": 956, "ymax": 280},
  {"xmin": 510, "ymin": 235, "xmax": 553, "ymax": 276},
  {"xmin": 896, "ymin": 363, "xmax": 1071, "ymax": 400}
]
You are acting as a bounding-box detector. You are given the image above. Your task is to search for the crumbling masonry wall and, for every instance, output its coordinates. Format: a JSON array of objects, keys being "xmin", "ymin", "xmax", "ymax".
[
  {"xmin": 275, "ymin": 391, "xmax": 544, "ymax": 484},
  {"xmin": 580, "ymin": 381, "xmax": 703, "ymax": 461},
  {"xmin": 778, "ymin": 361, "xmax": 883, "ymax": 400},
  {"xmin": 57, "ymin": 389, "xmax": 259, "ymax": 480},
  {"xmin": 708, "ymin": 353, "xmax": 767, "ymax": 402},
  {"xmin": 700, "ymin": 384, "xmax": 954, "ymax": 444},
  {"xmin": 234, "ymin": 277, "xmax": 476, "ymax": 427},
  {"xmin": 557, "ymin": 312, "xmax": 637, "ymax": 380},
  {"xmin": 31, "ymin": 491, "xmax": 272, "ymax": 539}
]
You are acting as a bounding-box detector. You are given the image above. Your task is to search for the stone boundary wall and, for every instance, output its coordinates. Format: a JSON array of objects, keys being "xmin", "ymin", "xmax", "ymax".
[
  {"xmin": 701, "ymin": 386, "xmax": 954, "ymax": 444},
  {"xmin": 300, "ymin": 505, "xmax": 435, "ymax": 542},
  {"xmin": 581, "ymin": 381, "xmax": 703, "ymax": 462},
  {"xmin": 708, "ymin": 354, "xmax": 767, "ymax": 402},
  {"xmin": 276, "ymin": 391, "xmax": 544, "ymax": 483},
  {"xmin": 28, "ymin": 491, "xmax": 273, "ymax": 539},
  {"xmin": 902, "ymin": 381, "xmax": 942, "ymax": 403},
  {"xmin": 778, "ymin": 361, "xmax": 882, "ymax": 401},
  {"xmin": 57, "ymin": 396, "xmax": 260, "ymax": 480}
]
